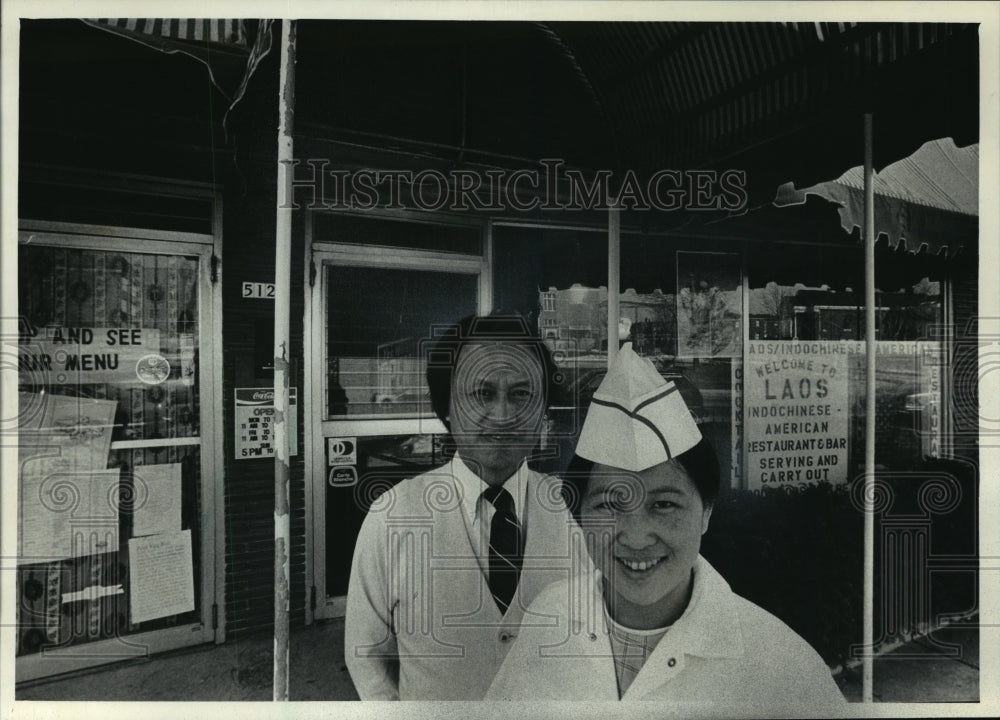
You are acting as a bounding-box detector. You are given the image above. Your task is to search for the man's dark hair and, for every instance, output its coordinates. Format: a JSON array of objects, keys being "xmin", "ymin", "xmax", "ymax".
[
  {"xmin": 561, "ymin": 438, "xmax": 721, "ymax": 517},
  {"xmin": 426, "ymin": 313, "xmax": 558, "ymax": 429}
]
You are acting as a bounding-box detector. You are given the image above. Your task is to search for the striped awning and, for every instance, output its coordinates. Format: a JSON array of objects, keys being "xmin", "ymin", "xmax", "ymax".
[
  {"xmin": 85, "ymin": 18, "xmax": 246, "ymax": 46},
  {"xmin": 82, "ymin": 19, "xmax": 269, "ymax": 102},
  {"xmin": 82, "ymin": 18, "xmax": 273, "ymax": 123}
]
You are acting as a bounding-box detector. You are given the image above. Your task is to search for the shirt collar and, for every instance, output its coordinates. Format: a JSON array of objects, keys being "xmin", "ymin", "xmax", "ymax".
[
  {"xmin": 452, "ymin": 452, "xmax": 528, "ymax": 523},
  {"xmin": 664, "ymin": 556, "xmax": 744, "ymax": 659},
  {"xmin": 587, "ymin": 556, "xmax": 744, "ymax": 660}
]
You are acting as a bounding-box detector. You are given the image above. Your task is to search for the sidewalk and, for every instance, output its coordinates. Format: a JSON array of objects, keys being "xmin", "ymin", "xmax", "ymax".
[
  {"xmin": 16, "ymin": 619, "xmax": 359, "ymax": 702},
  {"xmin": 16, "ymin": 618, "xmax": 978, "ymax": 703},
  {"xmin": 837, "ymin": 623, "xmax": 980, "ymax": 703}
]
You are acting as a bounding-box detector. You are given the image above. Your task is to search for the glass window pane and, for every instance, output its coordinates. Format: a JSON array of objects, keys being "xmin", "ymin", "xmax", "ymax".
[
  {"xmin": 326, "ymin": 266, "xmax": 478, "ymax": 417},
  {"xmin": 746, "ymin": 241, "xmax": 946, "ymax": 490},
  {"xmin": 493, "ymin": 225, "xmax": 607, "ymax": 474},
  {"xmin": 745, "ymin": 239, "xmax": 962, "ymax": 657},
  {"xmin": 326, "ymin": 433, "xmax": 445, "ymax": 596},
  {"xmin": 620, "ymin": 240, "xmax": 742, "ymax": 492},
  {"xmin": 16, "ymin": 244, "xmax": 203, "ymax": 656}
]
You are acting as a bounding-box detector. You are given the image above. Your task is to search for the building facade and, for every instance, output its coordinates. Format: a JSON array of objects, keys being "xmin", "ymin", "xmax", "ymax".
[{"xmin": 11, "ymin": 18, "xmax": 981, "ymax": 682}]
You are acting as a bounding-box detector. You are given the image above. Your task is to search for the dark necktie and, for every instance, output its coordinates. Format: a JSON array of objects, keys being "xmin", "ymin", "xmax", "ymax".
[{"xmin": 482, "ymin": 485, "xmax": 522, "ymax": 614}]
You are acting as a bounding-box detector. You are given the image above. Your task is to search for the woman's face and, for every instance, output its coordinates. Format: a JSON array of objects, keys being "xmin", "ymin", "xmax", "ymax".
[{"xmin": 581, "ymin": 460, "xmax": 712, "ymax": 629}]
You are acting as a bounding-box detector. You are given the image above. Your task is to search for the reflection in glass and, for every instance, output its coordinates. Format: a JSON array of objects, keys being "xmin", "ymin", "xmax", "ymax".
[
  {"xmin": 326, "ymin": 265, "xmax": 477, "ymax": 417},
  {"xmin": 748, "ymin": 266, "xmax": 945, "ymax": 476}
]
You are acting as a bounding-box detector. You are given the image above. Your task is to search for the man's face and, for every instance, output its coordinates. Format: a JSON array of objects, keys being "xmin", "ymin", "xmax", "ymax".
[
  {"xmin": 582, "ymin": 461, "xmax": 712, "ymax": 629},
  {"xmin": 447, "ymin": 342, "xmax": 547, "ymax": 486}
]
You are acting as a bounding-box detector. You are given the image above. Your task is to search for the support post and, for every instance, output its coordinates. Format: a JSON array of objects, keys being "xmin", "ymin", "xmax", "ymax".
[
  {"xmin": 607, "ymin": 204, "xmax": 621, "ymax": 365},
  {"xmin": 272, "ymin": 18, "xmax": 296, "ymax": 703},
  {"xmin": 862, "ymin": 112, "xmax": 876, "ymax": 704}
]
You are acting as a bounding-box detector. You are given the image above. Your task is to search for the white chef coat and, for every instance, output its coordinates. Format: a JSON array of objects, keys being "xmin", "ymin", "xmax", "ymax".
[
  {"xmin": 487, "ymin": 555, "xmax": 846, "ymax": 708},
  {"xmin": 345, "ymin": 455, "xmax": 582, "ymax": 700}
]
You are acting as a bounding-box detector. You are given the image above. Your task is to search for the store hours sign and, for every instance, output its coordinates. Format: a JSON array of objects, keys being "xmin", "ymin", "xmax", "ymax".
[
  {"xmin": 235, "ymin": 388, "xmax": 298, "ymax": 459},
  {"xmin": 745, "ymin": 342, "xmax": 849, "ymax": 490}
]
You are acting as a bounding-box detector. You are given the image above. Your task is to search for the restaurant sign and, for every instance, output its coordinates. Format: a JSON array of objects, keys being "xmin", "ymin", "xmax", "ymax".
[
  {"xmin": 744, "ymin": 341, "xmax": 849, "ymax": 490},
  {"xmin": 17, "ymin": 327, "xmax": 184, "ymax": 386}
]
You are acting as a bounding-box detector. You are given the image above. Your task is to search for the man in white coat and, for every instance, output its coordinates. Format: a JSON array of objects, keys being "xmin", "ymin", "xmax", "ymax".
[
  {"xmin": 487, "ymin": 344, "xmax": 845, "ymax": 707},
  {"xmin": 345, "ymin": 314, "xmax": 581, "ymax": 700}
]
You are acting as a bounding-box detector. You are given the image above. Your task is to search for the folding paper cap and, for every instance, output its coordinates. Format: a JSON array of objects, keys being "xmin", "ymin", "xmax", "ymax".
[{"xmin": 576, "ymin": 344, "xmax": 702, "ymax": 472}]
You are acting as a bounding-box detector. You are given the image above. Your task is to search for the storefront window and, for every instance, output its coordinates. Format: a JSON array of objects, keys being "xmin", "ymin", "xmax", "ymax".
[
  {"xmin": 744, "ymin": 241, "xmax": 945, "ymax": 491},
  {"xmin": 492, "ymin": 224, "xmax": 607, "ymax": 473},
  {"xmin": 739, "ymin": 237, "xmax": 966, "ymax": 656},
  {"xmin": 17, "ymin": 244, "xmax": 203, "ymax": 657},
  {"xmin": 325, "ymin": 265, "xmax": 478, "ymax": 417},
  {"xmin": 620, "ymin": 240, "xmax": 742, "ymax": 491}
]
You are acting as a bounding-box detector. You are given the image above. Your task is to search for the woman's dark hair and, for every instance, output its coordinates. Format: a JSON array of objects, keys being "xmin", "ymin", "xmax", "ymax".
[
  {"xmin": 561, "ymin": 438, "xmax": 721, "ymax": 517},
  {"xmin": 425, "ymin": 313, "xmax": 559, "ymax": 428}
]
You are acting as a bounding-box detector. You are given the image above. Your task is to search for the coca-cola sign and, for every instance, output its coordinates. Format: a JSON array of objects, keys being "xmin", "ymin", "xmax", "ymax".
[{"xmin": 234, "ymin": 388, "xmax": 298, "ymax": 460}]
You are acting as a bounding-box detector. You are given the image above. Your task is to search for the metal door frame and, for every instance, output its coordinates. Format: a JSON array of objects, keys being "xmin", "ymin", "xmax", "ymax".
[
  {"xmin": 13, "ymin": 218, "xmax": 225, "ymax": 681},
  {"xmin": 304, "ymin": 209, "xmax": 490, "ymax": 621}
]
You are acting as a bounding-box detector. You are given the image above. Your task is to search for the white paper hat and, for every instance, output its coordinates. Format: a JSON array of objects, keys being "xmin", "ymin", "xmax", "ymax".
[{"xmin": 576, "ymin": 343, "xmax": 702, "ymax": 472}]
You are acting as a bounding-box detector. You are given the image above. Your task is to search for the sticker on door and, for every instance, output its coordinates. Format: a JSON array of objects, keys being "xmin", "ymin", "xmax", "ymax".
[
  {"xmin": 327, "ymin": 437, "xmax": 357, "ymax": 466},
  {"xmin": 328, "ymin": 466, "xmax": 358, "ymax": 487}
]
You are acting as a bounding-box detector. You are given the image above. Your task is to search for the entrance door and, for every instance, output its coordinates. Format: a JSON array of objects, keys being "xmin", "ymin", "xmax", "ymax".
[
  {"xmin": 14, "ymin": 224, "xmax": 223, "ymax": 681},
  {"xmin": 306, "ymin": 212, "xmax": 487, "ymax": 619}
]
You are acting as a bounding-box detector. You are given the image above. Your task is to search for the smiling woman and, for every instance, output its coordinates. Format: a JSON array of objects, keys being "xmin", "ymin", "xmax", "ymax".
[
  {"xmin": 585, "ymin": 454, "xmax": 714, "ymax": 631},
  {"xmin": 487, "ymin": 345, "xmax": 845, "ymax": 704}
]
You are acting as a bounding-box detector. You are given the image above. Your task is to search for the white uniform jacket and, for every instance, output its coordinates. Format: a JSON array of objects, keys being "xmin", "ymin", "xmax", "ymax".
[
  {"xmin": 345, "ymin": 457, "xmax": 583, "ymax": 700},
  {"xmin": 487, "ymin": 556, "xmax": 845, "ymax": 707}
]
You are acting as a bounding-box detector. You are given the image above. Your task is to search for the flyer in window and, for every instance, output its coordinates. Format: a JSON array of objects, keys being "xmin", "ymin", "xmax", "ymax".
[
  {"xmin": 19, "ymin": 469, "xmax": 121, "ymax": 563},
  {"xmin": 131, "ymin": 463, "xmax": 183, "ymax": 538},
  {"xmin": 39, "ymin": 394, "xmax": 118, "ymax": 473},
  {"xmin": 17, "ymin": 394, "xmax": 119, "ymax": 564},
  {"xmin": 128, "ymin": 530, "xmax": 195, "ymax": 624}
]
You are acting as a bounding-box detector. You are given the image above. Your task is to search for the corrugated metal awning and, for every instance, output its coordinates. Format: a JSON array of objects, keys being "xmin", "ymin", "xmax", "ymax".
[{"xmin": 545, "ymin": 21, "xmax": 979, "ymax": 205}]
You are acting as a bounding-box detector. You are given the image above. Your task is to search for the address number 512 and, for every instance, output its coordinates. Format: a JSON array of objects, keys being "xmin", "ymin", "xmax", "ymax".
[{"xmin": 242, "ymin": 282, "xmax": 276, "ymax": 299}]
